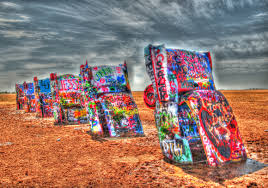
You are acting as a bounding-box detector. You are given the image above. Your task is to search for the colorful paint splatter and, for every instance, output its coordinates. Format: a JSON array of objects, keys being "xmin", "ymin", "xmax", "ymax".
[
  {"xmin": 23, "ymin": 82, "xmax": 36, "ymax": 113},
  {"xmin": 144, "ymin": 44, "xmax": 246, "ymax": 166},
  {"xmin": 180, "ymin": 90, "xmax": 247, "ymax": 166},
  {"xmin": 50, "ymin": 73, "xmax": 88, "ymax": 125},
  {"xmin": 80, "ymin": 61, "xmax": 144, "ymax": 137},
  {"xmin": 144, "ymin": 84, "xmax": 155, "ymax": 109},
  {"xmin": 34, "ymin": 77, "xmax": 53, "ymax": 118},
  {"xmin": 15, "ymin": 83, "xmax": 25, "ymax": 110}
]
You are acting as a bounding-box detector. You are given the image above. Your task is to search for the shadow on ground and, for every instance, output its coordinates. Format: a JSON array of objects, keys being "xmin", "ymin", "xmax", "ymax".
[{"xmin": 164, "ymin": 158, "xmax": 268, "ymax": 184}]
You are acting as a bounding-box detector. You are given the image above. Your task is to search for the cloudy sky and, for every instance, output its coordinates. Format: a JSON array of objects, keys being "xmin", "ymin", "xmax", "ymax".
[{"xmin": 0, "ymin": 0, "xmax": 267, "ymax": 91}]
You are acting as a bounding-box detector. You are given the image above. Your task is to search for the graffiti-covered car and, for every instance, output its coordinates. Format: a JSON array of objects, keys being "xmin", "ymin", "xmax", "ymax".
[
  {"xmin": 34, "ymin": 77, "xmax": 53, "ymax": 118},
  {"xmin": 23, "ymin": 82, "xmax": 36, "ymax": 113},
  {"xmin": 15, "ymin": 83, "xmax": 25, "ymax": 110},
  {"xmin": 80, "ymin": 61, "xmax": 144, "ymax": 137},
  {"xmin": 144, "ymin": 44, "xmax": 247, "ymax": 166},
  {"xmin": 50, "ymin": 73, "xmax": 88, "ymax": 125}
]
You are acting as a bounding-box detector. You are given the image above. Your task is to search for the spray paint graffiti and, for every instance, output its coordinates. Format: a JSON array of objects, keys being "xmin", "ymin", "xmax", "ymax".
[
  {"xmin": 166, "ymin": 49, "xmax": 215, "ymax": 93},
  {"xmin": 144, "ymin": 84, "xmax": 155, "ymax": 109},
  {"xmin": 15, "ymin": 84, "xmax": 25, "ymax": 110},
  {"xmin": 154, "ymin": 102, "xmax": 193, "ymax": 163},
  {"xmin": 80, "ymin": 61, "xmax": 144, "ymax": 137},
  {"xmin": 180, "ymin": 90, "xmax": 247, "ymax": 166},
  {"xmin": 147, "ymin": 45, "xmax": 171, "ymax": 102},
  {"xmin": 50, "ymin": 73, "xmax": 88, "ymax": 125},
  {"xmin": 144, "ymin": 44, "xmax": 246, "ymax": 166},
  {"xmin": 34, "ymin": 77, "xmax": 53, "ymax": 118},
  {"xmin": 145, "ymin": 45, "xmax": 215, "ymax": 103},
  {"xmin": 23, "ymin": 82, "xmax": 36, "ymax": 113}
]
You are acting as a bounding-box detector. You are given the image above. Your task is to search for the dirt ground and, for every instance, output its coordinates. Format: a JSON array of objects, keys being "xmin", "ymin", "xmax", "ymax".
[{"xmin": 0, "ymin": 91, "xmax": 267, "ymax": 187}]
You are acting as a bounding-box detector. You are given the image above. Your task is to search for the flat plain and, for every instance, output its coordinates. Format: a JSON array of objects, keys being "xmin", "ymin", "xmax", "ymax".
[{"xmin": 0, "ymin": 91, "xmax": 267, "ymax": 187}]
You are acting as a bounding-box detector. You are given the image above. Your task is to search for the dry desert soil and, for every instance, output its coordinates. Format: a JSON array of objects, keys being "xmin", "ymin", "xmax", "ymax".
[{"xmin": 0, "ymin": 91, "xmax": 267, "ymax": 187}]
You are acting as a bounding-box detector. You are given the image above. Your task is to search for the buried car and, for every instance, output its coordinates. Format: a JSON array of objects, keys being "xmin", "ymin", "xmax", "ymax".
[
  {"xmin": 23, "ymin": 82, "xmax": 36, "ymax": 113},
  {"xmin": 15, "ymin": 83, "xmax": 25, "ymax": 110},
  {"xmin": 50, "ymin": 73, "xmax": 88, "ymax": 125},
  {"xmin": 144, "ymin": 44, "xmax": 247, "ymax": 166},
  {"xmin": 34, "ymin": 77, "xmax": 53, "ymax": 118},
  {"xmin": 80, "ymin": 61, "xmax": 144, "ymax": 137}
]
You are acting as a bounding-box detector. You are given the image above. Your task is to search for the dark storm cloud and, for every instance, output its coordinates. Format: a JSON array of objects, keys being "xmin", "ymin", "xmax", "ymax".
[{"xmin": 0, "ymin": 0, "xmax": 268, "ymax": 91}]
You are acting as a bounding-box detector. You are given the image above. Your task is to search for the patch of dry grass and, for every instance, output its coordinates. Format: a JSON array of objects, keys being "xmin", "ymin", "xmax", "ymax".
[{"xmin": 0, "ymin": 94, "xmax": 16, "ymax": 104}]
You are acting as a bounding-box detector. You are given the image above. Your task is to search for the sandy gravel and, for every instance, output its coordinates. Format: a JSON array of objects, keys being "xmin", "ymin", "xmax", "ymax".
[{"xmin": 0, "ymin": 91, "xmax": 267, "ymax": 187}]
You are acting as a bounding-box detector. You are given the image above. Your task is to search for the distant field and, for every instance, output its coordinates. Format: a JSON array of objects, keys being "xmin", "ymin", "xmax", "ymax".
[{"xmin": 0, "ymin": 94, "xmax": 16, "ymax": 104}]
